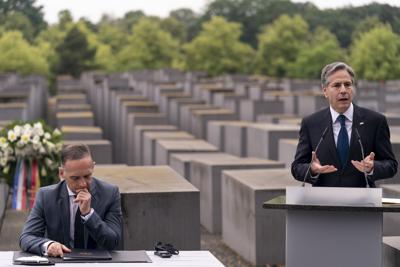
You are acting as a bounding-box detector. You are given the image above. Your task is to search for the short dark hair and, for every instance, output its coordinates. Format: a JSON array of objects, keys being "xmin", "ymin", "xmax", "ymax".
[
  {"xmin": 61, "ymin": 144, "xmax": 92, "ymax": 165},
  {"xmin": 321, "ymin": 62, "xmax": 356, "ymax": 88}
]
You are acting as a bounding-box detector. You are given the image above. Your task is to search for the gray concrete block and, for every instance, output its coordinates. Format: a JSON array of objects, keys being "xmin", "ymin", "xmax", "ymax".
[
  {"xmin": 386, "ymin": 113, "xmax": 400, "ymax": 127},
  {"xmin": 143, "ymin": 131, "xmax": 195, "ymax": 165},
  {"xmin": 94, "ymin": 165, "xmax": 200, "ymax": 250},
  {"xmin": 0, "ymin": 181, "xmax": 8, "ymax": 227},
  {"xmin": 383, "ymin": 236, "xmax": 400, "ymax": 267},
  {"xmin": 381, "ymin": 184, "xmax": 400, "ymax": 236},
  {"xmin": 133, "ymin": 125, "xmax": 177, "ymax": 166},
  {"xmin": 222, "ymin": 168, "xmax": 301, "ymax": 266},
  {"xmin": 124, "ymin": 113, "xmax": 168, "ymax": 165},
  {"xmin": 278, "ymin": 139, "xmax": 298, "ymax": 168},
  {"xmin": 159, "ymin": 92, "xmax": 191, "ymax": 118},
  {"xmin": 247, "ymin": 123, "xmax": 300, "ymax": 160},
  {"xmin": 155, "ymin": 140, "xmax": 218, "ymax": 165},
  {"xmin": 169, "ymin": 153, "xmax": 237, "ymax": 181},
  {"xmin": 179, "ymin": 104, "xmax": 214, "ymax": 132},
  {"xmin": 56, "ymin": 94, "xmax": 87, "ymax": 105},
  {"xmin": 57, "ymin": 104, "xmax": 92, "ymax": 113},
  {"xmin": 240, "ymin": 100, "xmax": 284, "ymax": 121},
  {"xmin": 207, "ymin": 120, "xmax": 241, "ymax": 151},
  {"xmin": 110, "ymin": 93, "xmax": 146, "ymax": 140},
  {"xmin": 201, "ymin": 88, "xmax": 234, "ymax": 105},
  {"xmin": 224, "ymin": 121, "xmax": 254, "ymax": 157},
  {"xmin": 190, "ymin": 109, "xmax": 237, "ymax": 139},
  {"xmin": 61, "ymin": 126, "xmax": 103, "ymax": 140},
  {"xmin": 297, "ymin": 92, "xmax": 326, "ymax": 116},
  {"xmin": 190, "ymin": 157, "xmax": 285, "ymax": 234},
  {"xmin": 376, "ymin": 134, "xmax": 400, "ymax": 185},
  {"xmin": 263, "ymin": 91, "xmax": 298, "ymax": 115},
  {"xmin": 63, "ymin": 140, "xmax": 112, "ymax": 164},
  {"xmin": 213, "ymin": 93, "xmax": 246, "ymax": 117},
  {"xmin": 169, "ymin": 98, "xmax": 204, "ymax": 126},
  {"xmin": 256, "ymin": 114, "xmax": 301, "ymax": 125},
  {"xmin": 57, "ymin": 111, "xmax": 95, "ymax": 127},
  {"xmin": 119, "ymin": 101, "xmax": 159, "ymax": 162},
  {"xmin": 0, "ymin": 103, "xmax": 27, "ymax": 121}
]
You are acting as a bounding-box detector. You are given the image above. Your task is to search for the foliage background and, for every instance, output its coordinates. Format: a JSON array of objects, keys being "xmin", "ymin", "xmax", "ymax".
[{"xmin": 1, "ymin": 0, "xmax": 400, "ymax": 81}]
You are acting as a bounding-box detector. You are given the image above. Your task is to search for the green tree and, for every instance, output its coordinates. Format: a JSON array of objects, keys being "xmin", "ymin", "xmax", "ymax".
[
  {"xmin": 57, "ymin": 10, "xmax": 73, "ymax": 30},
  {"xmin": 351, "ymin": 16, "xmax": 384, "ymax": 41},
  {"xmin": 0, "ymin": 31, "xmax": 49, "ymax": 75},
  {"xmin": 0, "ymin": 0, "xmax": 46, "ymax": 37},
  {"xmin": 55, "ymin": 26, "xmax": 96, "ymax": 78},
  {"xmin": 1, "ymin": 11, "xmax": 35, "ymax": 41},
  {"xmin": 169, "ymin": 8, "xmax": 200, "ymax": 41},
  {"xmin": 161, "ymin": 17, "xmax": 187, "ymax": 43},
  {"xmin": 118, "ymin": 10, "xmax": 145, "ymax": 34},
  {"xmin": 183, "ymin": 16, "xmax": 255, "ymax": 76},
  {"xmin": 115, "ymin": 17, "xmax": 180, "ymax": 71},
  {"xmin": 97, "ymin": 16, "xmax": 126, "ymax": 52},
  {"xmin": 350, "ymin": 25, "xmax": 400, "ymax": 81},
  {"xmin": 257, "ymin": 14, "xmax": 309, "ymax": 77},
  {"xmin": 289, "ymin": 27, "xmax": 346, "ymax": 79}
]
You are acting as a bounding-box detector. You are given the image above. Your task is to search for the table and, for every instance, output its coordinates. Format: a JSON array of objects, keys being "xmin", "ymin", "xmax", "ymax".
[{"xmin": 0, "ymin": 251, "xmax": 224, "ymax": 267}]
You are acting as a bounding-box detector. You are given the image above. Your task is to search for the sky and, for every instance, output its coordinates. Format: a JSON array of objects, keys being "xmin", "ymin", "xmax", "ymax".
[{"xmin": 36, "ymin": 0, "xmax": 400, "ymax": 24}]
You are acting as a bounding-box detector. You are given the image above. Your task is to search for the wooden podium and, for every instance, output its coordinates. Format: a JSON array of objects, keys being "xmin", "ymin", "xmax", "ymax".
[{"xmin": 263, "ymin": 187, "xmax": 400, "ymax": 267}]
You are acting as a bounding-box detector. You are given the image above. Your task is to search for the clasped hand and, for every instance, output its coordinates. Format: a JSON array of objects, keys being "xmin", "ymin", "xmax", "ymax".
[
  {"xmin": 310, "ymin": 151, "xmax": 374, "ymax": 175},
  {"xmin": 74, "ymin": 189, "xmax": 92, "ymax": 216}
]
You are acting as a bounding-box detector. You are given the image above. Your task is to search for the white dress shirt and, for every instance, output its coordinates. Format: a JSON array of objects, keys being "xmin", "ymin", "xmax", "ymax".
[{"xmin": 330, "ymin": 103, "xmax": 353, "ymax": 146}]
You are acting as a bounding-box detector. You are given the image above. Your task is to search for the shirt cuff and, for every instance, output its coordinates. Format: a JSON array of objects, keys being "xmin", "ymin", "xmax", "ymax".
[
  {"xmin": 41, "ymin": 241, "xmax": 54, "ymax": 256},
  {"xmin": 310, "ymin": 172, "xmax": 320, "ymax": 179},
  {"xmin": 81, "ymin": 208, "xmax": 94, "ymax": 221},
  {"xmin": 367, "ymin": 169, "xmax": 374, "ymax": 176}
]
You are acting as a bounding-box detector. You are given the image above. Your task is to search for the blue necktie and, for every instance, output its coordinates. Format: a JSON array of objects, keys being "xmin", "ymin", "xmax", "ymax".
[{"xmin": 337, "ymin": 114, "xmax": 349, "ymax": 166}]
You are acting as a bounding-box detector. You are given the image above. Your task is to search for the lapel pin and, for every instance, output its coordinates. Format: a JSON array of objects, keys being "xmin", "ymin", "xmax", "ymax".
[{"xmin": 359, "ymin": 122, "xmax": 364, "ymax": 126}]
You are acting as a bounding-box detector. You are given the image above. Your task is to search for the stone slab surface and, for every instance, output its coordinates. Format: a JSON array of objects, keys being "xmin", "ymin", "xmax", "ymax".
[
  {"xmin": 94, "ymin": 165, "xmax": 200, "ymax": 250},
  {"xmin": 191, "ymin": 157, "xmax": 285, "ymax": 234},
  {"xmin": 133, "ymin": 125, "xmax": 177, "ymax": 166},
  {"xmin": 143, "ymin": 131, "xmax": 195, "ymax": 165},
  {"xmin": 155, "ymin": 140, "xmax": 218, "ymax": 165},
  {"xmin": 221, "ymin": 168, "xmax": 301, "ymax": 266},
  {"xmin": 169, "ymin": 152, "xmax": 238, "ymax": 181}
]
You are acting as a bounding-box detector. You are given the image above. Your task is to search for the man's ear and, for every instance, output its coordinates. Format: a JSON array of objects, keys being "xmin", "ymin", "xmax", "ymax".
[
  {"xmin": 59, "ymin": 167, "xmax": 65, "ymax": 181},
  {"xmin": 323, "ymin": 87, "xmax": 328, "ymax": 98}
]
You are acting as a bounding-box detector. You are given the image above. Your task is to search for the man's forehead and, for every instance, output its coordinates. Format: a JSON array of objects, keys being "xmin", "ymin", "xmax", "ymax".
[{"xmin": 327, "ymin": 71, "xmax": 353, "ymax": 83}]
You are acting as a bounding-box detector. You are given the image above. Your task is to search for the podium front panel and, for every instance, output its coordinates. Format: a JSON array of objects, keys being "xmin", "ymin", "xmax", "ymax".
[{"xmin": 286, "ymin": 209, "xmax": 382, "ymax": 267}]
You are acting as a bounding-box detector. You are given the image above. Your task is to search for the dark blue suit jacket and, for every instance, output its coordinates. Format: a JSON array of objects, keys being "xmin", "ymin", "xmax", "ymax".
[
  {"xmin": 291, "ymin": 104, "xmax": 398, "ymax": 187},
  {"xmin": 20, "ymin": 177, "xmax": 122, "ymax": 255}
]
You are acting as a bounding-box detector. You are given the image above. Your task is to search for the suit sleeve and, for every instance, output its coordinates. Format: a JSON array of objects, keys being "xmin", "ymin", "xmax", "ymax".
[
  {"xmin": 291, "ymin": 118, "xmax": 317, "ymax": 185},
  {"xmin": 19, "ymin": 189, "xmax": 51, "ymax": 255},
  {"xmin": 369, "ymin": 116, "xmax": 398, "ymax": 181},
  {"xmin": 84, "ymin": 186, "xmax": 122, "ymax": 250}
]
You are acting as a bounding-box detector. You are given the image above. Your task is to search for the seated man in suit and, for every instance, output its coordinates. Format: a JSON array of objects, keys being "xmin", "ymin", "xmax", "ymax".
[
  {"xmin": 292, "ymin": 61, "xmax": 398, "ymax": 187},
  {"xmin": 20, "ymin": 144, "xmax": 122, "ymax": 257}
]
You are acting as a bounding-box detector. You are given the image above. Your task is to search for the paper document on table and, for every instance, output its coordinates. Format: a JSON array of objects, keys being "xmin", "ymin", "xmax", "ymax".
[{"xmin": 382, "ymin": 198, "xmax": 400, "ymax": 204}]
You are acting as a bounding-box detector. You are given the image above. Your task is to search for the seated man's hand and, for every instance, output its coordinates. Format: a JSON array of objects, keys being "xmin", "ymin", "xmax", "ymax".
[
  {"xmin": 47, "ymin": 242, "xmax": 71, "ymax": 257},
  {"xmin": 351, "ymin": 152, "xmax": 375, "ymax": 173},
  {"xmin": 310, "ymin": 151, "xmax": 338, "ymax": 175}
]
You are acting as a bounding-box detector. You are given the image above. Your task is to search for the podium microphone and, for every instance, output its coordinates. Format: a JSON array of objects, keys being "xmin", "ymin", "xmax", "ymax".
[
  {"xmin": 302, "ymin": 126, "xmax": 329, "ymax": 187},
  {"xmin": 354, "ymin": 127, "xmax": 370, "ymax": 188}
]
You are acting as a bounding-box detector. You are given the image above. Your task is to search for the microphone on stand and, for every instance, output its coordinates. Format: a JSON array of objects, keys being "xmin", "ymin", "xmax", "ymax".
[
  {"xmin": 354, "ymin": 127, "xmax": 370, "ymax": 188},
  {"xmin": 302, "ymin": 126, "xmax": 329, "ymax": 187}
]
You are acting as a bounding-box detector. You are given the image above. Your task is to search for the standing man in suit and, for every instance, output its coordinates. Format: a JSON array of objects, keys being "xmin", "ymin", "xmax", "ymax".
[
  {"xmin": 291, "ymin": 62, "xmax": 397, "ymax": 187},
  {"xmin": 20, "ymin": 144, "xmax": 122, "ymax": 257}
]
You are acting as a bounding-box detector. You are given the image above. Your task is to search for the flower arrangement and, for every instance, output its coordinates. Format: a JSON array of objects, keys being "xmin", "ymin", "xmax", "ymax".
[{"xmin": 0, "ymin": 120, "xmax": 63, "ymax": 202}]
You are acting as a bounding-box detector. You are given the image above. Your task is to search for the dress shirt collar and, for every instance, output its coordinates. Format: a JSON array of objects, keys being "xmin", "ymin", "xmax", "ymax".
[
  {"xmin": 66, "ymin": 184, "xmax": 75, "ymax": 197},
  {"xmin": 330, "ymin": 103, "xmax": 353, "ymax": 123}
]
